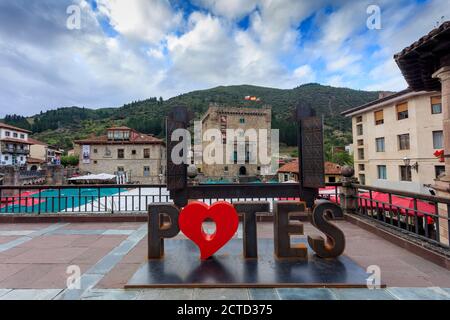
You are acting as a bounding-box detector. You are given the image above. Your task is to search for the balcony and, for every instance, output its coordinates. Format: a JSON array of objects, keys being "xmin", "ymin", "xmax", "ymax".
[{"xmin": 1, "ymin": 146, "xmax": 30, "ymax": 155}]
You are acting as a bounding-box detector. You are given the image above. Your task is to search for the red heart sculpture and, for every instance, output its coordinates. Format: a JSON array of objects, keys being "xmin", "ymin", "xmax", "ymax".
[{"xmin": 179, "ymin": 201, "xmax": 239, "ymax": 260}]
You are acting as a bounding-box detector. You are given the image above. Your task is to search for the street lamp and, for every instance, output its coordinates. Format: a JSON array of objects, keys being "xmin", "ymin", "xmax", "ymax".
[
  {"xmin": 403, "ymin": 157, "xmax": 411, "ymax": 167},
  {"xmin": 403, "ymin": 157, "xmax": 419, "ymax": 172}
]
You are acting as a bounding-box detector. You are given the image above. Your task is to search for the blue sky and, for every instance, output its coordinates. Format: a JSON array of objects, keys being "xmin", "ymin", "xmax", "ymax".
[{"xmin": 0, "ymin": 0, "xmax": 448, "ymax": 116}]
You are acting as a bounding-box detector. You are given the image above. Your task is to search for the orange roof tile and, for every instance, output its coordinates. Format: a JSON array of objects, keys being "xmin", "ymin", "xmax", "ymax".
[
  {"xmin": 0, "ymin": 123, "xmax": 31, "ymax": 133},
  {"xmin": 278, "ymin": 159, "xmax": 342, "ymax": 175}
]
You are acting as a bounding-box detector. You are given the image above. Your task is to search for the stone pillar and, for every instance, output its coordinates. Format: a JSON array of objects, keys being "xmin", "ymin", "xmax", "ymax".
[
  {"xmin": 0, "ymin": 166, "xmax": 20, "ymax": 197},
  {"xmin": 432, "ymin": 64, "xmax": 450, "ymax": 245},
  {"xmin": 339, "ymin": 166, "xmax": 359, "ymax": 215},
  {"xmin": 44, "ymin": 165, "xmax": 65, "ymax": 186},
  {"xmin": 433, "ymin": 65, "xmax": 450, "ymax": 180}
]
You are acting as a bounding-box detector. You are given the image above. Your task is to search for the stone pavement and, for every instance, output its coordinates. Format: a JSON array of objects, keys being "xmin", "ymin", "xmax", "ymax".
[{"xmin": 0, "ymin": 221, "xmax": 448, "ymax": 300}]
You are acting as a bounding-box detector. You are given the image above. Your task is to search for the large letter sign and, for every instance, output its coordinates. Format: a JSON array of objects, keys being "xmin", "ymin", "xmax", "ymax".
[{"xmin": 148, "ymin": 200, "xmax": 345, "ymax": 260}]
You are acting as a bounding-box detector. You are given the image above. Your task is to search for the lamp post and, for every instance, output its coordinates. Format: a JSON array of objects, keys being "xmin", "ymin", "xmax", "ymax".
[{"xmin": 403, "ymin": 157, "xmax": 419, "ymax": 181}]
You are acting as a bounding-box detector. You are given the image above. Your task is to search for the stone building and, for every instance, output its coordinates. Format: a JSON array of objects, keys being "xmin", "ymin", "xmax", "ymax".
[
  {"xmin": 74, "ymin": 126, "xmax": 166, "ymax": 184},
  {"xmin": 342, "ymin": 90, "xmax": 443, "ymax": 194},
  {"xmin": 393, "ymin": 21, "xmax": 450, "ymax": 245},
  {"xmin": 199, "ymin": 105, "xmax": 272, "ymax": 179},
  {"xmin": 0, "ymin": 123, "xmax": 31, "ymax": 167}
]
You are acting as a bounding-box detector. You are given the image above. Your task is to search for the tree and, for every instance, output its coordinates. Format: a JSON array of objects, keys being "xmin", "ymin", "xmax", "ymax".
[{"xmin": 61, "ymin": 155, "xmax": 79, "ymax": 167}]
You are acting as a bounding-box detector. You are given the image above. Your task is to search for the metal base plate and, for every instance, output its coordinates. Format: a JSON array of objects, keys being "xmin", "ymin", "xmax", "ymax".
[{"xmin": 126, "ymin": 239, "xmax": 375, "ymax": 288}]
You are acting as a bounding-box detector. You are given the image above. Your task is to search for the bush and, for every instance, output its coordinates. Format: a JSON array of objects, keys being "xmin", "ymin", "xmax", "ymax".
[{"xmin": 61, "ymin": 155, "xmax": 79, "ymax": 167}]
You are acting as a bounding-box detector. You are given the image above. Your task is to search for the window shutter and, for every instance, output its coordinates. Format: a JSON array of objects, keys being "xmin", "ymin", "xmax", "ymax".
[
  {"xmin": 374, "ymin": 110, "xmax": 384, "ymax": 122},
  {"xmin": 396, "ymin": 102, "xmax": 408, "ymax": 113},
  {"xmin": 431, "ymin": 96, "xmax": 441, "ymax": 105}
]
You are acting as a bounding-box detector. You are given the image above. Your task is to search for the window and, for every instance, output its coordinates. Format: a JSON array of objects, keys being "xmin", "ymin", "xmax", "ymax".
[
  {"xmin": 376, "ymin": 137, "xmax": 385, "ymax": 152},
  {"xmin": 93, "ymin": 149, "xmax": 98, "ymax": 154},
  {"xmin": 117, "ymin": 167, "xmax": 124, "ymax": 172},
  {"xmin": 224, "ymin": 166, "xmax": 229, "ymax": 173},
  {"xmin": 143, "ymin": 149, "xmax": 150, "ymax": 159},
  {"xmin": 143, "ymin": 166, "xmax": 150, "ymax": 177},
  {"xmin": 357, "ymin": 124, "xmax": 363, "ymax": 136},
  {"xmin": 374, "ymin": 110, "xmax": 384, "ymax": 125},
  {"xmin": 400, "ymin": 165, "xmax": 412, "ymax": 181},
  {"xmin": 433, "ymin": 131, "xmax": 443, "ymax": 149},
  {"xmin": 13, "ymin": 132, "xmax": 18, "ymax": 138},
  {"xmin": 357, "ymin": 139, "xmax": 364, "ymax": 146},
  {"xmin": 117, "ymin": 149, "xmax": 125, "ymax": 159},
  {"xmin": 356, "ymin": 116, "xmax": 363, "ymax": 123},
  {"xmin": 4, "ymin": 156, "xmax": 9, "ymax": 161},
  {"xmin": 328, "ymin": 176, "xmax": 336, "ymax": 183},
  {"xmin": 20, "ymin": 134, "xmax": 25, "ymax": 139},
  {"xmin": 132, "ymin": 150, "xmax": 137, "ymax": 155},
  {"xmin": 396, "ymin": 102, "xmax": 409, "ymax": 120},
  {"xmin": 431, "ymin": 96, "xmax": 442, "ymax": 114},
  {"xmin": 435, "ymin": 166, "xmax": 445, "ymax": 179},
  {"xmin": 358, "ymin": 164, "xmax": 365, "ymax": 171},
  {"xmin": 377, "ymin": 165, "xmax": 387, "ymax": 180},
  {"xmin": 94, "ymin": 160, "xmax": 98, "ymax": 164},
  {"xmin": 239, "ymin": 118, "xmax": 245, "ymax": 124},
  {"xmin": 359, "ymin": 174, "xmax": 366, "ymax": 185},
  {"xmin": 398, "ymin": 134, "xmax": 410, "ymax": 150},
  {"xmin": 358, "ymin": 148, "xmax": 365, "ymax": 160},
  {"xmin": 5, "ymin": 131, "xmax": 10, "ymax": 137}
]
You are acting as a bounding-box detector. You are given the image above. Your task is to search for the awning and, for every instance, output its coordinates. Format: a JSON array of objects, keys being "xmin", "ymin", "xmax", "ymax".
[{"xmin": 68, "ymin": 173, "xmax": 117, "ymax": 181}]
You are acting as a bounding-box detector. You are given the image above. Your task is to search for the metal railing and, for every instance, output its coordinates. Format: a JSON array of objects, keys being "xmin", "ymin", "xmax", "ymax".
[{"xmin": 352, "ymin": 184, "xmax": 450, "ymax": 249}]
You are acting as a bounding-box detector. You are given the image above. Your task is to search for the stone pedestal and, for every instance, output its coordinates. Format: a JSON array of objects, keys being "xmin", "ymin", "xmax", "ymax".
[{"xmin": 339, "ymin": 167, "xmax": 359, "ymax": 215}]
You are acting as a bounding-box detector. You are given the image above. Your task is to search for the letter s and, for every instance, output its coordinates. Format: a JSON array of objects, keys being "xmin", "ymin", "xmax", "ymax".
[{"xmin": 308, "ymin": 200, "xmax": 345, "ymax": 258}]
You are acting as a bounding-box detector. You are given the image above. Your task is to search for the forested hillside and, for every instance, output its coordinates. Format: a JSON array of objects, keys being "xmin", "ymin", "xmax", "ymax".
[{"xmin": 1, "ymin": 83, "xmax": 382, "ymax": 163}]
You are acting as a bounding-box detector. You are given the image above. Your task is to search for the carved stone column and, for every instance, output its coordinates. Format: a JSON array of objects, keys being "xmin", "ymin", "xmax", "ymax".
[{"xmin": 433, "ymin": 66, "xmax": 450, "ymax": 181}]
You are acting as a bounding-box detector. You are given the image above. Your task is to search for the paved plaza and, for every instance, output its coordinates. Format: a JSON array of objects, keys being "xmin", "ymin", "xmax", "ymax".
[{"xmin": 0, "ymin": 221, "xmax": 449, "ymax": 300}]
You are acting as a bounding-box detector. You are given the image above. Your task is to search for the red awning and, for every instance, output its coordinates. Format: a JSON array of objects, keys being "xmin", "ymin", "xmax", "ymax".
[{"xmin": 359, "ymin": 192, "xmax": 435, "ymax": 224}]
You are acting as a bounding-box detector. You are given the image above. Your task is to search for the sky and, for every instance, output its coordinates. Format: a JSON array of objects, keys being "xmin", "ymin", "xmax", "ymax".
[{"xmin": 0, "ymin": 0, "xmax": 448, "ymax": 117}]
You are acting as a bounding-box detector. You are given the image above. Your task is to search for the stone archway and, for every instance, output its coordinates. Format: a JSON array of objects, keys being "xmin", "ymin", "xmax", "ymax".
[{"xmin": 239, "ymin": 166, "xmax": 247, "ymax": 176}]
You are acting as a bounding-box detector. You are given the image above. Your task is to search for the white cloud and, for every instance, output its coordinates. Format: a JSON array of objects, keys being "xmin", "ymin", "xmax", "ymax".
[
  {"xmin": 293, "ymin": 65, "xmax": 316, "ymax": 83},
  {"xmin": 193, "ymin": 0, "xmax": 259, "ymax": 20},
  {"xmin": 0, "ymin": 0, "xmax": 449, "ymax": 117}
]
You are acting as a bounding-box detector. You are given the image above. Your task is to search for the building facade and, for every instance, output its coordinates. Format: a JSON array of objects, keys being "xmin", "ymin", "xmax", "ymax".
[
  {"xmin": 74, "ymin": 127, "xmax": 166, "ymax": 184},
  {"xmin": 0, "ymin": 123, "xmax": 31, "ymax": 167},
  {"xmin": 28, "ymin": 138, "xmax": 63, "ymax": 165},
  {"xmin": 278, "ymin": 160, "xmax": 342, "ymax": 183},
  {"xmin": 342, "ymin": 90, "xmax": 443, "ymax": 194},
  {"xmin": 199, "ymin": 105, "xmax": 272, "ymax": 179}
]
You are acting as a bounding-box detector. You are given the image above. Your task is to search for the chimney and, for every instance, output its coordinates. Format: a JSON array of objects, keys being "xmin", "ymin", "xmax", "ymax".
[{"xmin": 378, "ymin": 91, "xmax": 392, "ymax": 99}]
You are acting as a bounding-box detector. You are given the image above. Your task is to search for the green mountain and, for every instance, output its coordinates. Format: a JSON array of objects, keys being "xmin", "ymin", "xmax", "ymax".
[{"xmin": 1, "ymin": 83, "xmax": 381, "ymax": 162}]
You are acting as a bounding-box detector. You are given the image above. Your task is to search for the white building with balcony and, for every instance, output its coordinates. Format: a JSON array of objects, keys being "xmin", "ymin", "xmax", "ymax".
[{"xmin": 0, "ymin": 123, "xmax": 31, "ymax": 166}]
